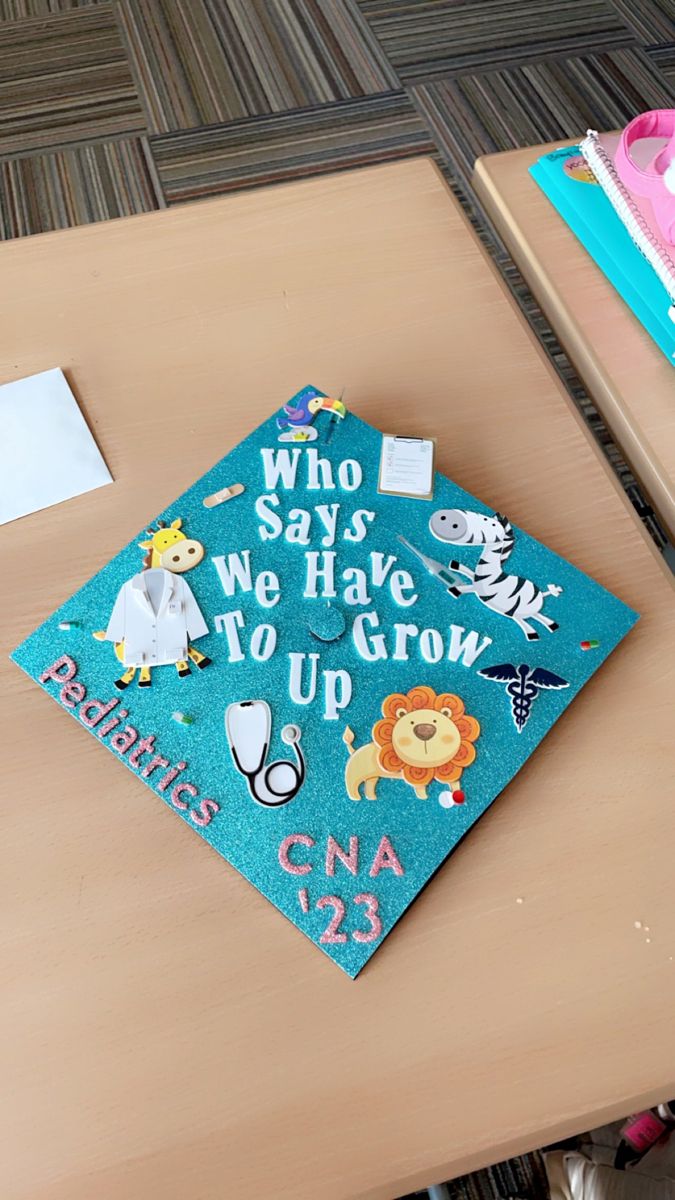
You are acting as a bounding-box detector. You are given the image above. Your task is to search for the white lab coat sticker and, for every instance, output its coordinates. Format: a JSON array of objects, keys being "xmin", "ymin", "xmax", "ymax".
[{"xmin": 104, "ymin": 568, "xmax": 208, "ymax": 667}]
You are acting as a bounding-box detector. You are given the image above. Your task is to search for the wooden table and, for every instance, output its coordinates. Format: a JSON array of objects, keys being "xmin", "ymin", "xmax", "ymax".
[
  {"xmin": 2, "ymin": 159, "xmax": 674, "ymax": 1200},
  {"xmin": 474, "ymin": 141, "xmax": 675, "ymax": 543}
]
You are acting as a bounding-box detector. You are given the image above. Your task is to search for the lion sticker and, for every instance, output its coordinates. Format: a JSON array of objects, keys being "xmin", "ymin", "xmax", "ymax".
[{"xmin": 343, "ymin": 685, "xmax": 480, "ymax": 801}]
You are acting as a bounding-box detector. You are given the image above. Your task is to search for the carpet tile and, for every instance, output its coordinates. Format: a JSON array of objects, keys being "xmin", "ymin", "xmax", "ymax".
[
  {"xmin": 117, "ymin": 0, "xmax": 398, "ymax": 135},
  {"xmin": 151, "ymin": 90, "xmax": 433, "ymax": 202},
  {"xmin": 647, "ymin": 43, "xmax": 675, "ymax": 86},
  {"xmin": 0, "ymin": 0, "xmax": 101, "ymax": 17},
  {"xmin": 0, "ymin": 136, "xmax": 162, "ymax": 237},
  {"xmin": 411, "ymin": 47, "xmax": 675, "ymax": 196},
  {"xmin": 0, "ymin": 6, "xmax": 145, "ymax": 156},
  {"xmin": 608, "ymin": 0, "xmax": 675, "ymax": 46},
  {"xmin": 357, "ymin": 0, "xmax": 635, "ymax": 82}
]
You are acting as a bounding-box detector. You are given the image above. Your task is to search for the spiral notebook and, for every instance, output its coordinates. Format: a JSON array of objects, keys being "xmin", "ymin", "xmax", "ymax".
[
  {"xmin": 530, "ymin": 144, "xmax": 675, "ymax": 363},
  {"xmin": 581, "ymin": 130, "xmax": 675, "ymax": 319}
]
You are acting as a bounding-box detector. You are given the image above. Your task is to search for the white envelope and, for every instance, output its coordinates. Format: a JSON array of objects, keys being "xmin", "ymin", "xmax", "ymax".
[{"xmin": 0, "ymin": 368, "xmax": 112, "ymax": 525}]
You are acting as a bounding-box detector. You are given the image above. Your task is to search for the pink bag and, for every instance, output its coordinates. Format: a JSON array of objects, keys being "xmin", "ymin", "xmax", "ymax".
[{"xmin": 615, "ymin": 109, "xmax": 675, "ymax": 245}]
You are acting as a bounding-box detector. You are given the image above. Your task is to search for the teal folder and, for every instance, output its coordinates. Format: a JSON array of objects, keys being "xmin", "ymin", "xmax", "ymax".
[{"xmin": 530, "ymin": 145, "xmax": 675, "ymax": 364}]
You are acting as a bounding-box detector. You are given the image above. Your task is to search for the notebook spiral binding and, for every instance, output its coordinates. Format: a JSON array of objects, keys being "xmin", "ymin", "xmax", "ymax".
[{"xmin": 581, "ymin": 129, "xmax": 675, "ymax": 322}]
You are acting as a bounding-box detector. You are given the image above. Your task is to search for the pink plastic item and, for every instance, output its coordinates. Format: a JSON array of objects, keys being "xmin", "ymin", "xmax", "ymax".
[
  {"xmin": 615, "ymin": 110, "xmax": 675, "ymax": 245},
  {"xmin": 621, "ymin": 1110, "xmax": 667, "ymax": 1152}
]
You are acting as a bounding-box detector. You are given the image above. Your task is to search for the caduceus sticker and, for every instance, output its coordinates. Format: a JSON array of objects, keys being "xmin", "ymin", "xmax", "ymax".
[{"xmin": 478, "ymin": 663, "xmax": 569, "ymax": 733}]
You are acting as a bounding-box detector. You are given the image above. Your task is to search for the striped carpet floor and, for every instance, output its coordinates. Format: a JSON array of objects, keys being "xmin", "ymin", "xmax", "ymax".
[{"xmin": 152, "ymin": 91, "xmax": 434, "ymax": 201}]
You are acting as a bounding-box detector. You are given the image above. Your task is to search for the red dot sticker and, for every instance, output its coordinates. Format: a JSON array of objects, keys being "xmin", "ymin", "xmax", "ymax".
[{"xmin": 439, "ymin": 788, "xmax": 466, "ymax": 809}]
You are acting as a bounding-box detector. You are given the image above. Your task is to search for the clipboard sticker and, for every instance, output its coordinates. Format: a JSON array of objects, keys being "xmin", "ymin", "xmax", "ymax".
[{"xmin": 378, "ymin": 434, "xmax": 436, "ymax": 500}]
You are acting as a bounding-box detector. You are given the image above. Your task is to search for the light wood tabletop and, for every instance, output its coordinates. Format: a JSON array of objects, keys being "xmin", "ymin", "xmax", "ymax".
[
  {"xmin": 1, "ymin": 158, "xmax": 674, "ymax": 1200},
  {"xmin": 473, "ymin": 141, "xmax": 675, "ymax": 543}
]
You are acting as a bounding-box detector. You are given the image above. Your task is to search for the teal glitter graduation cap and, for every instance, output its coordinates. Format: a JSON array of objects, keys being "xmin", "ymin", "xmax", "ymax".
[{"xmin": 11, "ymin": 388, "xmax": 638, "ymax": 977}]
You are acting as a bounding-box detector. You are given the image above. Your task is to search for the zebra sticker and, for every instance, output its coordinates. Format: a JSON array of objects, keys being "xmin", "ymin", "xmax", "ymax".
[{"xmin": 428, "ymin": 509, "xmax": 562, "ymax": 641}]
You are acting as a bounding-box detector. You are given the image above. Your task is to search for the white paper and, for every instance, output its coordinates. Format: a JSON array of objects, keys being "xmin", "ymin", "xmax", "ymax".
[
  {"xmin": 378, "ymin": 435, "xmax": 434, "ymax": 498},
  {"xmin": 0, "ymin": 368, "xmax": 112, "ymax": 525}
]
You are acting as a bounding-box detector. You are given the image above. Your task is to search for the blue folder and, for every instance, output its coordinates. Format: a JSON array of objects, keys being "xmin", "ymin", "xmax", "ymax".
[{"xmin": 530, "ymin": 145, "xmax": 675, "ymax": 364}]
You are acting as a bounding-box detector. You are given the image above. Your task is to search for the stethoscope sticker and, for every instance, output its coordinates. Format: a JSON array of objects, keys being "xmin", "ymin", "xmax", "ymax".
[{"xmin": 225, "ymin": 700, "xmax": 305, "ymax": 807}]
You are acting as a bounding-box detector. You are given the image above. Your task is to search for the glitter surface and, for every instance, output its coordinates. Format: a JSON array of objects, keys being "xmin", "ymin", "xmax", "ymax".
[{"xmin": 11, "ymin": 392, "xmax": 638, "ymax": 978}]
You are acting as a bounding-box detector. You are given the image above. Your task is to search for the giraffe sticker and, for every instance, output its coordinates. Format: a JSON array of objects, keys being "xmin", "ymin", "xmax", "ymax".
[{"xmin": 93, "ymin": 519, "xmax": 211, "ymax": 689}]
